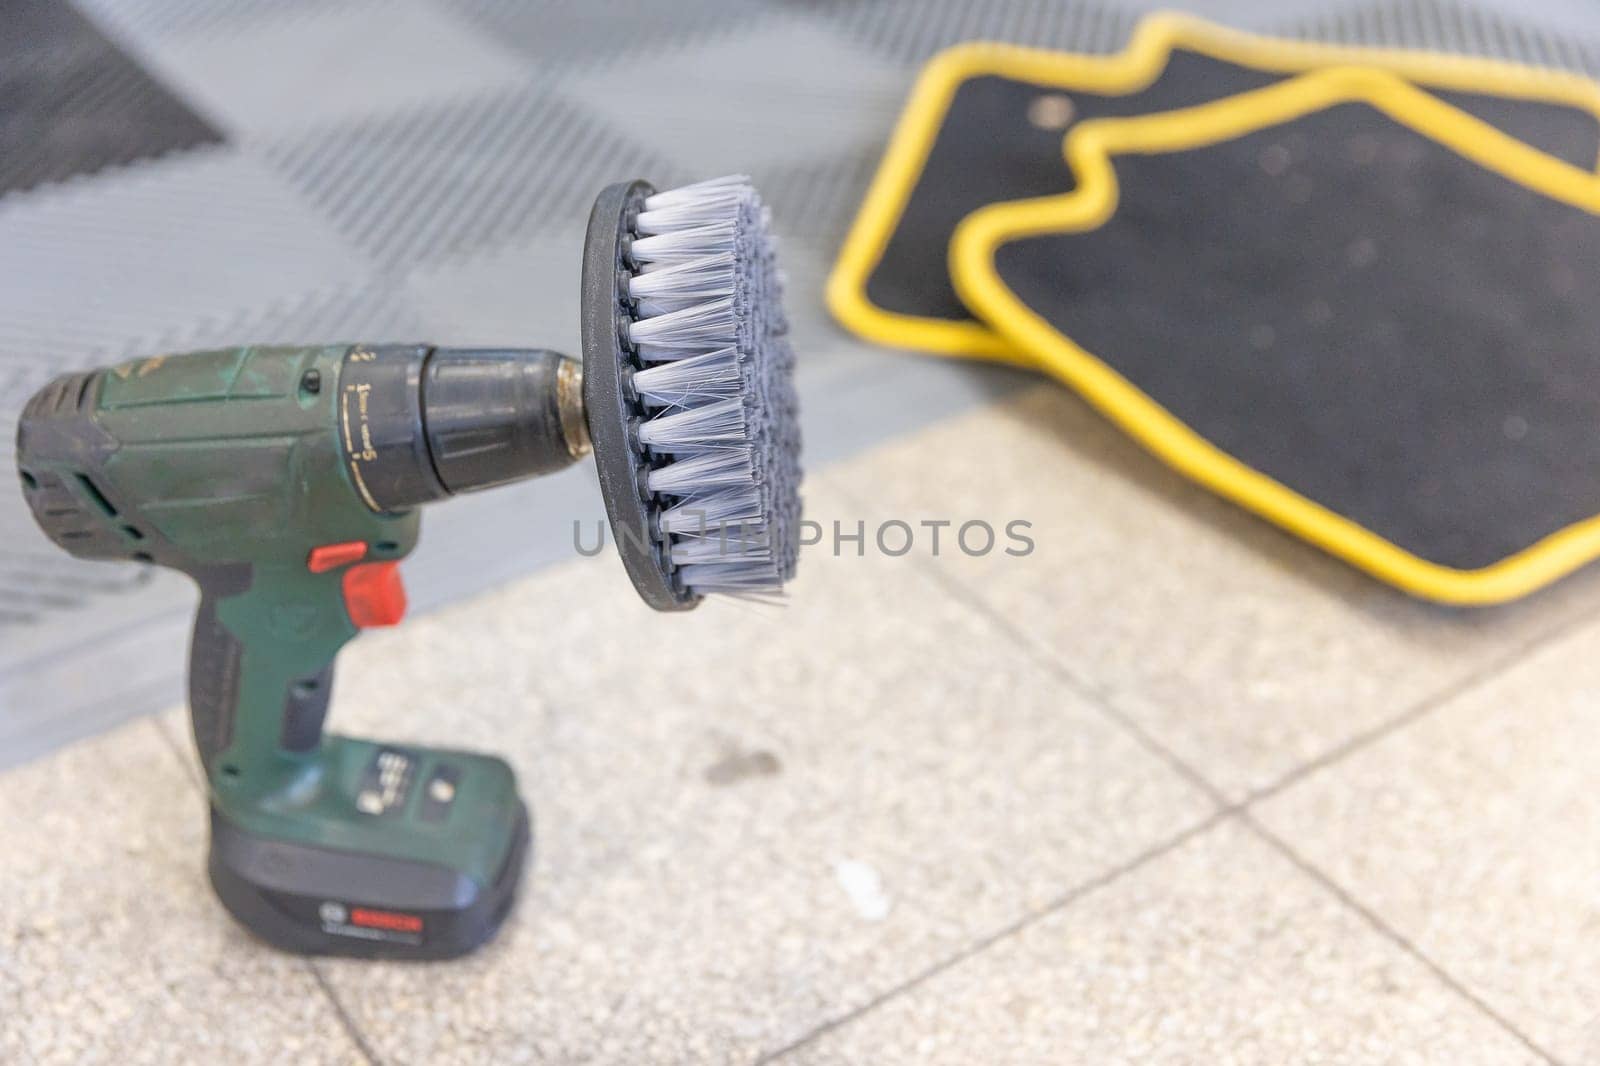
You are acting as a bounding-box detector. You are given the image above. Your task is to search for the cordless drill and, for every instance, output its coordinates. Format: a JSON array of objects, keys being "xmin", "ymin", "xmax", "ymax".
[{"xmin": 14, "ymin": 177, "xmax": 802, "ymax": 959}]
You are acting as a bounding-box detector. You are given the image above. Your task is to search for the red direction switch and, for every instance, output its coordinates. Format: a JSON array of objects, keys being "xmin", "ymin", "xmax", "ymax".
[{"xmin": 307, "ymin": 540, "xmax": 367, "ymax": 573}]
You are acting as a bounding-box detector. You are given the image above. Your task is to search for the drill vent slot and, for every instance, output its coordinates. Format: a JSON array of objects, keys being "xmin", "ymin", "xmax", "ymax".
[{"xmin": 74, "ymin": 474, "xmax": 117, "ymax": 518}]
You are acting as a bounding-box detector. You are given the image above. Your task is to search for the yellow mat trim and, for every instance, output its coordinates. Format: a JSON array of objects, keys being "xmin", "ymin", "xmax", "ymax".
[
  {"xmin": 827, "ymin": 10, "xmax": 1600, "ymax": 365},
  {"xmin": 950, "ymin": 66, "xmax": 1600, "ymax": 605}
]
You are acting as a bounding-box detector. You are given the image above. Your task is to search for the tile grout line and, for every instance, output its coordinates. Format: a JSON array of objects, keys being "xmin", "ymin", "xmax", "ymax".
[
  {"xmin": 824, "ymin": 457, "xmax": 1600, "ymax": 808},
  {"xmin": 755, "ymin": 474, "xmax": 1243, "ymax": 1063},
  {"xmin": 756, "ymin": 809, "xmax": 1234, "ymax": 1065},
  {"xmin": 933, "ymin": 547, "xmax": 1586, "ymax": 1064},
  {"xmin": 817, "ymin": 471, "xmax": 1589, "ymax": 1062},
  {"xmin": 134, "ymin": 469, "xmax": 1593, "ymax": 1065},
  {"xmin": 921, "ymin": 504, "xmax": 1600, "ymax": 819},
  {"xmin": 1241, "ymin": 597, "xmax": 1600, "ymax": 807},
  {"xmin": 914, "ymin": 556, "xmax": 1233, "ymax": 809},
  {"xmin": 144, "ymin": 713, "xmax": 386, "ymax": 1066},
  {"xmin": 823, "ymin": 470, "xmax": 1232, "ymax": 810},
  {"xmin": 1240, "ymin": 811, "xmax": 1565, "ymax": 1066},
  {"xmin": 311, "ymin": 962, "xmax": 385, "ymax": 1066}
]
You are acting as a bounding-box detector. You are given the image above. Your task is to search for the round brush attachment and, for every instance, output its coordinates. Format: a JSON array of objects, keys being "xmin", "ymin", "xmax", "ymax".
[{"xmin": 582, "ymin": 176, "xmax": 802, "ymax": 610}]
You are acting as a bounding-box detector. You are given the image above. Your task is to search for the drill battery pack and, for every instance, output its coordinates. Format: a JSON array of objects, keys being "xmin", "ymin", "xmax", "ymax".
[{"xmin": 207, "ymin": 740, "xmax": 531, "ymax": 960}]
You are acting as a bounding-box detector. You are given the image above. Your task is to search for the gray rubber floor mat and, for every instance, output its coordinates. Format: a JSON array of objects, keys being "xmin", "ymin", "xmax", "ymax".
[{"xmin": 0, "ymin": 0, "xmax": 222, "ymax": 196}]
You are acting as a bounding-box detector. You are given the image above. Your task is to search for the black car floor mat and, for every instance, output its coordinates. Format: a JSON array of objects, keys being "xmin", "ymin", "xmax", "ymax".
[
  {"xmin": 828, "ymin": 11, "xmax": 1600, "ymax": 364},
  {"xmin": 951, "ymin": 66, "xmax": 1600, "ymax": 605}
]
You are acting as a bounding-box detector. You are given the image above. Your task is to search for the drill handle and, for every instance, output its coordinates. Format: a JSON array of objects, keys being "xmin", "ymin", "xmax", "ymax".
[
  {"xmin": 184, "ymin": 562, "xmax": 366, "ymax": 784},
  {"xmin": 189, "ymin": 592, "xmax": 334, "ymax": 771}
]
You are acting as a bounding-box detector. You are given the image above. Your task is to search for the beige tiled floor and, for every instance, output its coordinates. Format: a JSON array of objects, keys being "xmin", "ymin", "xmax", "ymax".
[
  {"xmin": 1255, "ymin": 611, "xmax": 1600, "ymax": 1065},
  {"xmin": 828, "ymin": 387, "xmax": 1600, "ymax": 802},
  {"xmin": 4, "ymin": 385, "xmax": 1597, "ymax": 1064},
  {"xmin": 784, "ymin": 822, "xmax": 1545, "ymax": 1066},
  {"xmin": 0, "ymin": 720, "xmax": 367, "ymax": 1066},
  {"xmin": 305, "ymin": 481, "xmax": 1214, "ymax": 1064}
]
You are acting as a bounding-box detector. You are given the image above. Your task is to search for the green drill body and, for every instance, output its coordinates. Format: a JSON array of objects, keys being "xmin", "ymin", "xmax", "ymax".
[
  {"xmin": 15, "ymin": 176, "xmax": 799, "ymax": 960},
  {"xmin": 18, "ymin": 342, "xmax": 581, "ymax": 957}
]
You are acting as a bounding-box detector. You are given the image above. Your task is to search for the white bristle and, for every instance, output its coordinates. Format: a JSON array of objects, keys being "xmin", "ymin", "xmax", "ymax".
[
  {"xmin": 657, "ymin": 486, "xmax": 762, "ymax": 533},
  {"xmin": 641, "ymin": 175, "xmax": 751, "ymax": 207},
  {"xmin": 634, "ymin": 176, "xmax": 753, "ymax": 233},
  {"xmin": 675, "ymin": 561, "xmax": 783, "ymax": 591},
  {"xmin": 629, "ymin": 223, "xmax": 738, "ymax": 267},
  {"xmin": 621, "ymin": 174, "xmax": 802, "ymax": 598},
  {"xmin": 627, "ymin": 297, "xmax": 737, "ymax": 359},
  {"xmin": 632, "ymin": 348, "xmax": 741, "ymax": 408},
  {"xmin": 635, "ymin": 397, "xmax": 746, "ymax": 451},
  {"xmin": 627, "ymin": 253, "xmax": 735, "ymax": 316},
  {"xmin": 646, "ymin": 450, "xmax": 752, "ymax": 494},
  {"xmin": 635, "ymin": 201, "xmax": 742, "ymax": 235},
  {"xmin": 670, "ymin": 529, "xmax": 770, "ymax": 565}
]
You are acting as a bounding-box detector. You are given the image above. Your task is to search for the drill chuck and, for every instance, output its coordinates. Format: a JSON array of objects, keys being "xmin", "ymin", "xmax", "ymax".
[{"xmin": 336, "ymin": 345, "xmax": 588, "ymax": 513}]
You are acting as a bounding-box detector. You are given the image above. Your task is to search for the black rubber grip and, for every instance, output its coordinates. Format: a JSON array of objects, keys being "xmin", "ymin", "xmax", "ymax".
[{"xmin": 188, "ymin": 584, "xmax": 245, "ymax": 771}]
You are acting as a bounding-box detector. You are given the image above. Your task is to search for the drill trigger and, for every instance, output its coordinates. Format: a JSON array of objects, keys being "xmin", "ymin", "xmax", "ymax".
[{"xmin": 342, "ymin": 562, "xmax": 406, "ymax": 628}]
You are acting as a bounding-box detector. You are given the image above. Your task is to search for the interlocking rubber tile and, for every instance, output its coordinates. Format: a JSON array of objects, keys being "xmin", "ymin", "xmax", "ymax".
[
  {"xmin": 1460, "ymin": 0, "xmax": 1600, "ymax": 44},
  {"xmin": 262, "ymin": 85, "xmax": 681, "ymax": 264},
  {"xmin": 811, "ymin": 0, "xmax": 1136, "ymax": 65},
  {"xmin": 0, "ymin": 0, "xmax": 221, "ymax": 197},
  {"xmin": 1255, "ymin": 610, "xmax": 1600, "ymax": 1065},
  {"xmin": 1285, "ymin": 0, "xmax": 1600, "ymax": 67},
  {"xmin": 558, "ymin": 16, "xmax": 912, "ymax": 174},
  {"xmin": 446, "ymin": 0, "xmax": 773, "ymax": 69},
  {"xmin": 784, "ymin": 821, "xmax": 1544, "ymax": 1065},
  {"xmin": 0, "ymin": 147, "xmax": 370, "ymax": 361},
  {"xmin": 137, "ymin": 0, "xmax": 532, "ymax": 134},
  {"xmin": 73, "ymin": 0, "xmax": 325, "ymax": 43},
  {"xmin": 754, "ymin": 147, "xmax": 884, "ymax": 256},
  {"xmin": 403, "ymin": 229, "xmax": 588, "ymax": 355}
]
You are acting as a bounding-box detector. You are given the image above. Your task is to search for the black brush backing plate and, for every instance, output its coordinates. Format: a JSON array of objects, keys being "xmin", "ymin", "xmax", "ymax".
[{"xmin": 581, "ymin": 178, "xmax": 699, "ymax": 612}]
